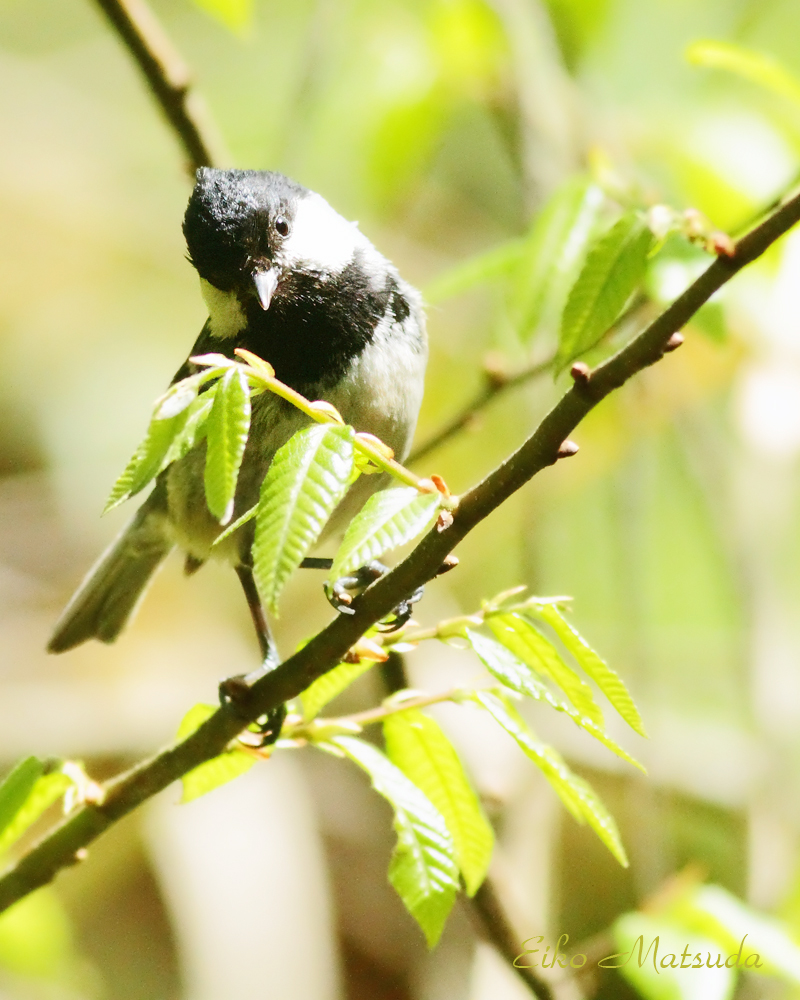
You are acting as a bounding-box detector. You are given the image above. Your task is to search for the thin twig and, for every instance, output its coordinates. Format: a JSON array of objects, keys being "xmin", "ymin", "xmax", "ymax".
[
  {"xmin": 409, "ymin": 294, "xmax": 650, "ymax": 465},
  {"xmin": 377, "ymin": 656, "xmax": 555, "ymax": 1000},
  {"xmin": 1, "ymin": 184, "xmax": 799, "ymax": 911},
  {"xmin": 94, "ymin": 0, "xmax": 226, "ymax": 173},
  {"xmin": 409, "ymin": 357, "xmax": 553, "ymax": 465},
  {"xmin": 468, "ymin": 879, "xmax": 555, "ymax": 1000}
]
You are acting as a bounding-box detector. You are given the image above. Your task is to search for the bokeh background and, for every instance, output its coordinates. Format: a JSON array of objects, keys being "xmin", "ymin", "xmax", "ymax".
[{"xmin": 3, "ymin": 0, "xmax": 800, "ymax": 997}]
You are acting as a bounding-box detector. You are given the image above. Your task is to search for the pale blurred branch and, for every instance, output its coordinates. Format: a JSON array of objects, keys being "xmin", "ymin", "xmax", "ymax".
[
  {"xmin": 94, "ymin": 0, "xmax": 228, "ymax": 172},
  {"xmin": 1, "ymin": 182, "xmax": 800, "ymax": 918},
  {"xmin": 409, "ymin": 293, "xmax": 649, "ymax": 464}
]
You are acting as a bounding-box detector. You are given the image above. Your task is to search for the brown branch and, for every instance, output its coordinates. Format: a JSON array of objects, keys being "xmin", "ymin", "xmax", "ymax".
[
  {"xmin": 2, "ymin": 183, "xmax": 800, "ymax": 913},
  {"xmin": 94, "ymin": 0, "xmax": 227, "ymax": 173}
]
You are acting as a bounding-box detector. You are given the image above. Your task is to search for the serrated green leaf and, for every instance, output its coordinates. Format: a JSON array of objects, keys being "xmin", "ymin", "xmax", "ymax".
[
  {"xmin": 532, "ymin": 606, "xmax": 646, "ymax": 737},
  {"xmin": 0, "ymin": 758, "xmax": 43, "ymax": 839},
  {"xmin": 384, "ymin": 709, "xmax": 493, "ymax": 896},
  {"xmin": 423, "ymin": 239, "xmax": 525, "ymax": 304},
  {"xmin": 162, "ymin": 388, "xmax": 216, "ymax": 467},
  {"xmin": 488, "ymin": 614, "xmax": 604, "ymax": 727},
  {"xmin": 104, "ymin": 409, "xmax": 190, "ymax": 513},
  {"xmin": 204, "ymin": 366, "xmax": 251, "ymax": 524},
  {"xmin": 331, "ymin": 487, "xmax": 441, "ymax": 581},
  {"xmin": 0, "ymin": 772, "xmax": 73, "ymax": 856},
  {"xmin": 558, "ymin": 211, "xmax": 654, "ymax": 370},
  {"xmin": 300, "ymin": 660, "xmax": 375, "ymax": 722},
  {"xmin": 511, "ymin": 176, "xmax": 605, "ymax": 341},
  {"xmin": 687, "ymin": 39, "xmax": 800, "ymax": 109},
  {"xmin": 334, "ymin": 736, "xmax": 459, "ymax": 947},
  {"xmin": 176, "ymin": 703, "xmax": 256, "ymax": 803},
  {"xmin": 465, "ymin": 628, "xmax": 644, "ymax": 770},
  {"xmin": 466, "ymin": 628, "xmax": 550, "ymax": 699},
  {"xmin": 253, "ymin": 424, "xmax": 355, "ymax": 615},
  {"xmin": 190, "ymin": 0, "xmax": 253, "ymax": 33},
  {"xmin": 476, "ymin": 692, "xmax": 627, "ymax": 865}
]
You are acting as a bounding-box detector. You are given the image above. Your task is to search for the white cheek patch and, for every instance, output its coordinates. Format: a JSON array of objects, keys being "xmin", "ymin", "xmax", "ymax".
[
  {"xmin": 283, "ymin": 192, "xmax": 366, "ymax": 275},
  {"xmin": 200, "ymin": 278, "xmax": 247, "ymax": 339}
]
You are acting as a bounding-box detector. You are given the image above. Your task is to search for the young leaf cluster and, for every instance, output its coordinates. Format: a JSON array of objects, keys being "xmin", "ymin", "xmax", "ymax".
[{"xmin": 104, "ymin": 350, "xmax": 452, "ymax": 618}]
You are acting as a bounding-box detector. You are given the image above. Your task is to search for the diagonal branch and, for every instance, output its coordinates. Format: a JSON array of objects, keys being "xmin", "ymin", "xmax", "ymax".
[
  {"xmin": 94, "ymin": 0, "xmax": 227, "ymax": 172},
  {"xmin": 2, "ymin": 183, "xmax": 799, "ymax": 913}
]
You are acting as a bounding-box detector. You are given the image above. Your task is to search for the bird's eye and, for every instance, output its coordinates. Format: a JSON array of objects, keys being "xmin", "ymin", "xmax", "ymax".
[{"xmin": 275, "ymin": 216, "xmax": 290, "ymax": 237}]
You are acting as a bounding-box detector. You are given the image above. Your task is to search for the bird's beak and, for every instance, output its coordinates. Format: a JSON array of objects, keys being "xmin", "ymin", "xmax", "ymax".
[{"xmin": 252, "ymin": 267, "xmax": 280, "ymax": 310}]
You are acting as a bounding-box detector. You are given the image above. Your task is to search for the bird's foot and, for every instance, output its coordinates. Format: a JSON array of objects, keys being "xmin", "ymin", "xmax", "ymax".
[
  {"xmin": 326, "ymin": 560, "xmax": 425, "ymax": 632},
  {"xmin": 219, "ymin": 670, "xmax": 286, "ymax": 748}
]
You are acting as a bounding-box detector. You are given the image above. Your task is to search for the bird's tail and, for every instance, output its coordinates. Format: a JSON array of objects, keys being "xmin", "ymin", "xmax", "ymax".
[{"xmin": 48, "ymin": 485, "xmax": 174, "ymax": 653}]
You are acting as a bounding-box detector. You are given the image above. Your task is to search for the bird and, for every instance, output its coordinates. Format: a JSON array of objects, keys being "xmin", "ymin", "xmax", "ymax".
[{"xmin": 48, "ymin": 168, "xmax": 428, "ymax": 668}]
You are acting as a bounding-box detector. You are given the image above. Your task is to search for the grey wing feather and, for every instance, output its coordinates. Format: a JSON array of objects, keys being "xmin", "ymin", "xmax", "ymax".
[{"xmin": 47, "ymin": 481, "xmax": 173, "ymax": 653}]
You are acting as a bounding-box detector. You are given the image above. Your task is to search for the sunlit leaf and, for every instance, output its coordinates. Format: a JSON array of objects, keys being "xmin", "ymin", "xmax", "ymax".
[
  {"xmin": 687, "ymin": 40, "xmax": 800, "ymax": 109},
  {"xmin": 330, "ymin": 487, "xmax": 441, "ymax": 581},
  {"xmin": 104, "ymin": 409, "xmax": 190, "ymax": 513},
  {"xmin": 300, "ymin": 660, "xmax": 375, "ymax": 721},
  {"xmin": 533, "ymin": 605, "xmax": 646, "ymax": 736},
  {"xmin": 162, "ymin": 389, "xmax": 216, "ymax": 467},
  {"xmin": 384, "ymin": 709, "xmax": 494, "ymax": 896},
  {"xmin": 333, "ymin": 736, "xmax": 459, "ymax": 947},
  {"xmin": 253, "ymin": 424, "xmax": 355, "ymax": 615},
  {"xmin": 476, "ymin": 692, "xmax": 628, "ymax": 865},
  {"xmin": 488, "ymin": 613, "xmax": 604, "ymax": 726},
  {"xmin": 465, "ymin": 629, "xmax": 643, "ymax": 770},
  {"xmin": 0, "ymin": 773, "xmax": 73, "ymax": 857},
  {"xmin": 0, "ymin": 758, "xmax": 43, "ymax": 840},
  {"xmin": 672, "ymin": 884, "xmax": 800, "ymax": 983},
  {"xmin": 511, "ymin": 176, "xmax": 605, "ymax": 341},
  {"xmin": 190, "ymin": 0, "xmax": 253, "ymax": 33},
  {"xmin": 0, "ymin": 888, "xmax": 76, "ymax": 979},
  {"xmin": 204, "ymin": 366, "xmax": 251, "ymax": 524},
  {"xmin": 176, "ymin": 703, "xmax": 255, "ymax": 803},
  {"xmin": 558, "ymin": 211, "xmax": 654, "ymax": 369},
  {"xmin": 424, "ymin": 240, "xmax": 525, "ymax": 304},
  {"xmin": 610, "ymin": 912, "xmax": 735, "ymax": 1000}
]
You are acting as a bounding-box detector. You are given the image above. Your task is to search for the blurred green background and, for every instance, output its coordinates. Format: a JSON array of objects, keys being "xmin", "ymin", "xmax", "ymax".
[{"xmin": 3, "ymin": 0, "xmax": 800, "ymax": 997}]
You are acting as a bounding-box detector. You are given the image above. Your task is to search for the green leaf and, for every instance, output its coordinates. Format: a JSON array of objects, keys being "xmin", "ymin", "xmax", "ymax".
[
  {"xmin": 466, "ymin": 628, "xmax": 550, "ymax": 700},
  {"xmin": 610, "ymin": 912, "xmax": 735, "ymax": 1000},
  {"xmin": 686, "ymin": 40, "xmax": 800, "ymax": 109},
  {"xmin": 532, "ymin": 605, "xmax": 647, "ymax": 736},
  {"xmin": 384, "ymin": 709, "xmax": 494, "ymax": 896},
  {"xmin": 423, "ymin": 239, "xmax": 525, "ymax": 304},
  {"xmin": 672, "ymin": 884, "xmax": 800, "ymax": 983},
  {"xmin": 0, "ymin": 888, "xmax": 76, "ymax": 979},
  {"xmin": 0, "ymin": 758, "xmax": 43, "ymax": 840},
  {"xmin": 176, "ymin": 703, "xmax": 256, "ymax": 803},
  {"xmin": 465, "ymin": 629, "xmax": 644, "ymax": 771},
  {"xmin": 558, "ymin": 211, "xmax": 654, "ymax": 370},
  {"xmin": 190, "ymin": 0, "xmax": 253, "ymax": 33},
  {"xmin": 331, "ymin": 487, "xmax": 441, "ymax": 581},
  {"xmin": 104, "ymin": 408, "xmax": 190, "ymax": 513},
  {"xmin": 333, "ymin": 736, "xmax": 459, "ymax": 947},
  {"xmin": 510, "ymin": 176, "xmax": 605, "ymax": 341},
  {"xmin": 204, "ymin": 366, "xmax": 251, "ymax": 524},
  {"xmin": 476, "ymin": 692, "xmax": 628, "ymax": 866},
  {"xmin": 162, "ymin": 388, "xmax": 217, "ymax": 467},
  {"xmin": 300, "ymin": 660, "xmax": 375, "ymax": 721},
  {"xmin": 253, "ymin": 424, "xmax": 355, "ymax": 615},
  {"xmin": 211, "ymin": 501, "xmax": 257, "ymax": 548},
  {"xmin": 0, "ymin": 772, "xmax": 73, "ymax": 856},
  {"xmin": 488, "ymin": 613, "xmax": 604, "ymax": 727}
]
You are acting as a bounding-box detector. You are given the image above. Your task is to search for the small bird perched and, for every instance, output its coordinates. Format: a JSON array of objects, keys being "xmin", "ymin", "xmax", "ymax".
[{"xmin": 48, "ymin": 168, "xmax": 428, "ymax": 659}]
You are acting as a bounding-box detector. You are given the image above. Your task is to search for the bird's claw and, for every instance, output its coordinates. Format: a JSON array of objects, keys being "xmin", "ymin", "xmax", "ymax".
[
  {"xmin": 326, "ymin": 561, "xmax": 424, "ymax": 633},
  {"xmin": 218, "ymin": 674, "xmax": 286, "ymax": 747}
]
